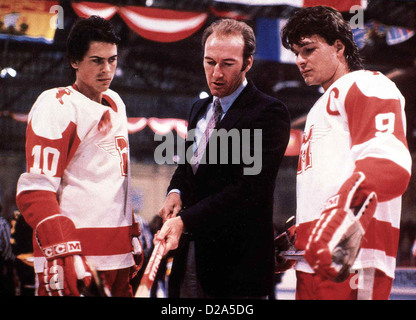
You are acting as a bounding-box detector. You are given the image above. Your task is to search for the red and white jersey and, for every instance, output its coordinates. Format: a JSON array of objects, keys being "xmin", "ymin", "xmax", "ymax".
[
  {"xmin": 295, "ymin": 70, "xmax": 412, "ymax": 278},
  {"xmin": 16, "ymin": 85, "xmax": 134, "ymax": 273}
]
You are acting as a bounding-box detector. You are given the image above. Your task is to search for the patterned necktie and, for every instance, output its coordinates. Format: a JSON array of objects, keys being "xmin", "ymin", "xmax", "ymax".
[{"xmin": 191, "ymin": 98, "xmax": 223, "ymax": 173}]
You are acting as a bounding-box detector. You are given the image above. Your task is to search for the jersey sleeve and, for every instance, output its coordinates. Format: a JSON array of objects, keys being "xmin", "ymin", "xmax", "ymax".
[
  {"xmin": 16, "ymin": 88, "xmax": 81, "ymax": 228},
  {"xmin": 344, "ymin": 72, "xmax": 412, "ymax": 201}
]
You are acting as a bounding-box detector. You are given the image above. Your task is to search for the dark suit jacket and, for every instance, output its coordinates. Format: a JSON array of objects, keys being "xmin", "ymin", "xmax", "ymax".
[{"xmin": 167, "ymin": 80, "xmax": 290, "ymax": 298}]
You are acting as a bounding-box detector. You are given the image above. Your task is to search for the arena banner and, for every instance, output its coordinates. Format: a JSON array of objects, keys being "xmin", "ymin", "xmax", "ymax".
[
  {"xmin": 118, "ymin": 6, "xmax": 208, "ymax": 43},
  {"xmin": 255, "ymin": 18, "xmax": 295, "ymax": 64},
  {"xmin": 71, "ymin": 1, "xmax": 117, "ymax": 20},
  {"xmin": 71, "ymin": 2, "xmax": 208, "ymax": 43},
  {"xmin": 257, "ymin": 18, "xmax": 415, "ymax": 63},
  {"xmin": 0, "ymin": 0, "xmax": 58, "ymax": 43},
  {"xmin": 352, "ymin": 21, "xmax": 415, "ymax": 49},
  {"xmin": 212, "ymin": 0, "xmax": 366, "ymax": 12},
  {"xmin": 208, "ymin": 6, "xmax": 252, "ymax": 20}
]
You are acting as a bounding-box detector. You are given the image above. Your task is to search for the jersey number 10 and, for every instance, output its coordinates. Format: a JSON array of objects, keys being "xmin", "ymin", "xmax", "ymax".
[{"xmin": 30, "ymin": 145, "xmax": 60, "ymax": 177}]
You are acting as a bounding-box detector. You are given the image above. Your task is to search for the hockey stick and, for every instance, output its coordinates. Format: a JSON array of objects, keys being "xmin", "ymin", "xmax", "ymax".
[
  {"xmin": 278, "ymin": 249, "xmax": 305, "ymax": 261},
  {"xmin": 134, "ymin": 240, "xmax": 166, "ymax": 297},
  {"xmin": 79, "ymin": 266, "xmax": 112, "ymax": 297}
]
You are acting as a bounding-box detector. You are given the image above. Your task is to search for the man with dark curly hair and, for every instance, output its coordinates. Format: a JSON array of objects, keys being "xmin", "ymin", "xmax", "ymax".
[{"xmin": 280, "ymin": 6, "xmax": 411, "ymax": 300}]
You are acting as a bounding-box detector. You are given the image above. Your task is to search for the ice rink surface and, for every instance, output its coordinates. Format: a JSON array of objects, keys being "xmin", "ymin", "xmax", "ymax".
[{"xmin": 275, "ymin": 267, "xmax": 416, "ymax": 300}]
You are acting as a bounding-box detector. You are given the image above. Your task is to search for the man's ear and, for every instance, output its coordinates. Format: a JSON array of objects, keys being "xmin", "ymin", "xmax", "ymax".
[
  {"xmin": 335, "ymin": 39, "xmax": 345, "ymax": 56},
  {"xmin": 70, "ymin": 60, "xmax": 79, "ymax": 71},
  {"xmin": 241, "ymin": 55, "xmax": 253, "ymax": 72}
]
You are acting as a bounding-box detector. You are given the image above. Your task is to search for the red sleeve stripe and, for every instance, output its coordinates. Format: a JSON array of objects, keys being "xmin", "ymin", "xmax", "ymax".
[
  {"xmin": 361, "ymin": 219, "xmax": 400, "ymax": 258},
  {"xmin": 344, "ymin": 82, "xmax": 408, "ymax": 148},
  {"xmin": 25, "ymin": 121, "xmax": 80, "ymax": 178},
  {"xmin": 16, "ymin": 190, "xmax": 60, "ymax": 229},
  {"xmin": 355, "ymin": 157, "xmax": 410, "ymax": 202},
  {"xmin": 351, "ymin": 135, "xmax": 411, "ymax": 174}
]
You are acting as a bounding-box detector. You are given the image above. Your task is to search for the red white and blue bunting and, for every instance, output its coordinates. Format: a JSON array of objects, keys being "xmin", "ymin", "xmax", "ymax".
[
  {"xmin": 70, "ymin": 0, "xmax": 368, "ymax": 43},
  {"xmin": 0, "ymin": 110, "xmax": 302, "ymax": 156},
  {"xmin": 71, "ymin": 2, "xmax": 208, "ymax": 42}
]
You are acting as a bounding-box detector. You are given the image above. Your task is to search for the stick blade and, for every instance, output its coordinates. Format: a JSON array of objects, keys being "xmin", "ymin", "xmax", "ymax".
[{"xmin": 135, "ymin": 282, "xmax": 151, "ymax": 298}]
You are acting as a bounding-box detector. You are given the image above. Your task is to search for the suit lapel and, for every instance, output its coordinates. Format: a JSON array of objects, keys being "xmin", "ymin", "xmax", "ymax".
[
  {"xmin": 193, "ymin": 81, "xmax": 258, "ymax": 176},
  {"xmin": 217, "ymin": 80, "xmax": 256, "ymax": 131},
  {"xmin": 189, "ymin": 98, "xmax": 210, "ymax": 130}
]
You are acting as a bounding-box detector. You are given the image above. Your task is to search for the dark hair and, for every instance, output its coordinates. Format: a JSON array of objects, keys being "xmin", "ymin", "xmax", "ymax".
[
  {"xmin": 281, "ymin": 6, "xmax": 363, "ymax": 71},
  {"xmin": 67, "ymin": 15, "xmax": 120, "ymax": 64},
  {"xmin": 202, "ymin": 19, "xmax": 256, "ymax": 70}
]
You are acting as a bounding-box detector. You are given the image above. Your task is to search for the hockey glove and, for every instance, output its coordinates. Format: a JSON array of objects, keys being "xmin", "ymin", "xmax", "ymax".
[
  {"xmin": 130, "ymin": 218, "xmax": 144, "ymax": 279},
  {"xmin": 36, "ymin": 215, "xmax": 92, "ymax": 296},
  {"xmin": 130, "ymin": 237, "xmax": 143, "ymax": 279},
  {"xmin": 274, "ymin": 224, "xmax": 298, "ymax": 273},
  {"xmin": 305, "ymin": 172, "xmax": 377, "ymax": 282}
]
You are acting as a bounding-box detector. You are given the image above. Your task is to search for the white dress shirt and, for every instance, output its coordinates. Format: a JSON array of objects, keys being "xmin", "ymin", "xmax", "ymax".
[{"xmin": 169, "ymin": 78, "xmax": 248, "ymax": 196}]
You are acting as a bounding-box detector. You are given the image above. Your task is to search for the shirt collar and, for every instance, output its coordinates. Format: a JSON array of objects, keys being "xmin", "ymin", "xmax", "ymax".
[{"xmin": 213, "ymin": 78, "xmax": 247, "ymax": 114}]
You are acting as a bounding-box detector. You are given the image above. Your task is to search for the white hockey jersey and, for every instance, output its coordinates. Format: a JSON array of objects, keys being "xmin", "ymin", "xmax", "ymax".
[
  {"xmin": 295, "ymin": 70, "xmax": 412, "ymax": 278},
  {"xmin": 16, "ymin": 85, "xmax": 134, "ymax": 273}
]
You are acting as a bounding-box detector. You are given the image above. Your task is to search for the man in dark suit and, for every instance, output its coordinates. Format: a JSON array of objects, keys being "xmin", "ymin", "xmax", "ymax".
[{"xmin": 155, "ymin": 19, "xmax": 290, "ymax": 298}]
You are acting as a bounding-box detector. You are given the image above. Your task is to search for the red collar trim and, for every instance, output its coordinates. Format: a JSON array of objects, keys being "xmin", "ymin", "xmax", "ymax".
[{"xmin": 71, "ymin": 83, "xmax": 117, "ymax": 112}]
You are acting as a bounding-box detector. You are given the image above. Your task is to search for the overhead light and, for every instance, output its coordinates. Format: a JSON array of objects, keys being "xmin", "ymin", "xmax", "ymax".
[
  {"xmin": 272, "ymin": 80, "xmax": 301, "ymax": 92},
  {"xmin": 199, "ymin": 91, "xmax": 209, "ymax": 99},
  {"xmin": 115, "ymin": 68, "xmax": 123, "ymax": 77},
  {"xmin": 0, "ymin": 67, "xmax": 17, "ymax": 78},
  {"xmin": 145, "ymin": 0, "xmax": 154, "ymax": 6}
]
